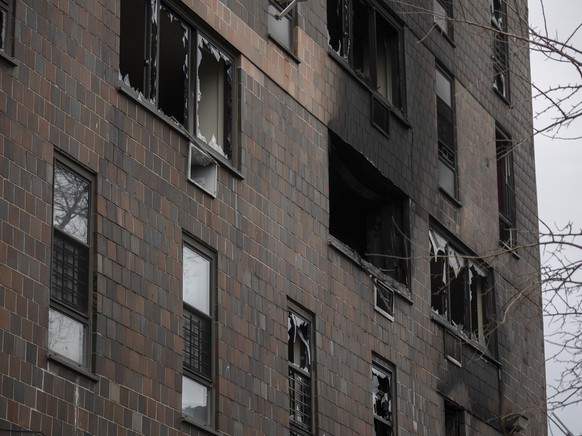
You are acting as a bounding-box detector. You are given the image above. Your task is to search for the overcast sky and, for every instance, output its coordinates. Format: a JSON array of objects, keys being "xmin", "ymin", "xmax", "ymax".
[{"xmin": 529, "ymin": 0, "xmax": 582, "ymax": 434}]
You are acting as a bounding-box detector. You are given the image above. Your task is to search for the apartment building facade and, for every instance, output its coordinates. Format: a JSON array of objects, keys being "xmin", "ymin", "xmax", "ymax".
[{"xmin": 0, "ymin": 0, "xmax": 546, "ymax": 434}]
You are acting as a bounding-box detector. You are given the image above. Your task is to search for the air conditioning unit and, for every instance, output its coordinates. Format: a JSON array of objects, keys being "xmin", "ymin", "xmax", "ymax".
[{"xmin": 188, "ymin": 143, "xmax": 218, "ymax": 197}]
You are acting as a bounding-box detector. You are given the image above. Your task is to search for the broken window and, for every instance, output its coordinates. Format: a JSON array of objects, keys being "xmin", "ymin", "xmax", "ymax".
[
  {"xmin": 0, "ymin": 0, "xmax": 13, "ymax": 55},
  {"xmin": 490, "ymin": 0, "xmax": 509, "ymax": 98},
  {"xmin": 288, "ymin": 305, "xmax": 313, "ymax": 434},
  {"xmin": 433, "ymin": 0, "xmax": 452, "ymax": 36},
  {"xmin": 327, "ymin": 0, "xmax": 404, "ymax": 109},
  {"xmin": 372, "ymin": 359, "xmax": 395, "ymax": 436},
  {"xmin": 182, "ymin": 241, "xmax": 214, "ymax": 426},
  {"xmin": 445, "ymin": 401, "xmax": 465, "ymax": 436},
  {"xmin": 496, "ymin": 127, "xmax": 517, "ymax": 248},
  {"xmin": 120, "ymin": 0, "xmax": 235, "ymax": 162},
  {"xmin": 329, "ymin": 133, "xmax": 410, "ymax": 288},
  {"xmin": 49, "ymin": 160, "xmax": 93, "ymax": 367},
  {"xmin": 436, "ymin": 67, "xmax": 457, "ymax": 196},
  {"xmin": 429, "ymin": 229, "xmax": 493, "ymax": 346}
]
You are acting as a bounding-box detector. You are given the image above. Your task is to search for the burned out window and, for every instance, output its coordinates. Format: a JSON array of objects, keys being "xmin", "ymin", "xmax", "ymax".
[
  {"xmin": 182, "ymin": 241, "xmax": 214, "ymax": 426},
  {"xmin": 49, "ymin": 160, "xmax": 93, "ymax": 367},
  {"xmin": 120, "ymin": 0, "xmax": 236, "ymax": 163},
  {"xmin": 288, "ymin": 305, "xmax": 313, "ymax": 435},
  {"xmin": 490, "ymin": 0, "xmax": 509, "ymax": 99},
  {"xmin": 445, "ymin": 401, "xmax": 465, "ymax": 436},
  {"xmin": 436, "ymin": 67, "xmax": 456, "ymax": 196},
  {"xmin": 429, "ymin": 229, "xmax": 493, "ymax": 347},
  {"xmin": 433, "ymin": 0, "xmax": 452, "ymax": 36},
  {"xmin": 496, "ymin": 127, "xmax": 516, "ymax": 248},
  {"xmin": 0, "ymin": 0, "xmax": 14, "ymax": 56},
  {"xmin": 372, "ymin": 358, "xmax": 395, "ymax": 436},
  {"xmin": 329, "ymin": 133, "xmax": 410, "ymax": 288},
  {"xmin": 327, "ymin": 0, "xmax": 404, "ymax": 110}
]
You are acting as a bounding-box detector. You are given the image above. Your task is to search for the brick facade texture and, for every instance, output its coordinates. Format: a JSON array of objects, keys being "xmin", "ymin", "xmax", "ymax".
[{"xmin": 0, "ymin": 0, "xmax": 547, "ymax": 435}]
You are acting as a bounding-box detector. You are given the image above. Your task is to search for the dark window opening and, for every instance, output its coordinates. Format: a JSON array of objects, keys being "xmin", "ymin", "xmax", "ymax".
[
  {"xmin": 327, "ymin": 0, "xmax": 404, "ymax": 109},
  {"xmin": 496, "ymin": 128, "xmax": 516, "ymax": 248},
  {"xmin": 445, "ymin": 401, "xmax": 465, "ymax": 436},
  {"xmin": 436, "ymin": 68, "xmax": 456, "ymax": 195},
  {"xmin": 329, "ymin": 134, "xmax": 410, "ymax": 287},
  {"xmin": 491, "ymin": 0, "xmax": 509, "ymax": 98},
  {"xmin": 429, "ymin": 229, "xmax": 493, "ymax": 346},
  {"xmin": 120, "ymin": 0, "xmax": 235, "ymax": 163},
  {"xmin": 372, "ymin": 359, "xmax": 395, "ymax": 436},
  {"xmin": 288, "ymin": 307, "xmax": 313, "ymax": 434}
]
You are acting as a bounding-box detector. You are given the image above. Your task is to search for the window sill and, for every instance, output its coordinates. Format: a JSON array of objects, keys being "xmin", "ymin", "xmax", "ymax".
[
  {"xmin": 48, "ymin": 352, "xmax": 100, "ymax": 382},
  {"xmin": 430, "ymin": 313, "xmax": 500, "ymax": 366},
  {"xmin": 181, "ymin": 416, "xmax": 221, "ymax": 436},
  {"xmin": 439, "ymin": 187, "xmax": 462, "ymax": 208},
  {"xmin": 268, "ymin": 34, "xmax": 301, "ymax": 63},
  {"xmin": 118, "ymin": 81, "xmax": 244, "ymax": 180},
  {"xmin": 0, "ymin": 50, "xmax": 18, "ymax": 68},
  {"xmin": 329, "ymin": 235, "xmax": 413, "ymax": 304}
]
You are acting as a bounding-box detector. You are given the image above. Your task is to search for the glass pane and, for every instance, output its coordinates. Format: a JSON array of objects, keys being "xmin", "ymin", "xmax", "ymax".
[
  {"xmin": 48, "ymin": 308, "xmax": 85, "ymax": 365},
  {"xmin": 183, "ymin": 245, "xmax": 210, "ymax": 314},
  {"xmin": 436, "ymin": 69, "xmax": 451, "ymax": 107},
  {"xmin": 53, "ymin": 164, "xmax": 90, "ymax": 244},
  {"xmin": 182, "ymin": 376, "xmax": 210, "ymax": 424},
  {"xmin": 268, "ymin": 4, "xmax": 293, "ymax": 50},
  {"xmin": 52, "ymin": 232, "xmax": 89, "ymax": 313},
  {"xmin": 183, "ymin": 310, "xmax": 212, "ymax": 378},
  {"xmin": 438, "ymin": 159, "xmax": 456, "ymax": 195},
  {"xmin": 375, "ymin": 16, "xmax": 396, "ymax": 104},
  {"xmin": 372, "ymin": 366, "xmax": 392, "ymax": 421},
  {"xmin": 433, "ymin": 0, "xmax": 448, "ymax": 34},
  {"xmin": 0, "ymin": 8, "xmax": 6, "ymax": 51},
  {"xmin": 288, "ymin": 312, "xmax": 311, "ymax": 372}
]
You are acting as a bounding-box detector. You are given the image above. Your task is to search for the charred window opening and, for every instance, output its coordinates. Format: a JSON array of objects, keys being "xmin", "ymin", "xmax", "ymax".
[
  {"xmin": 327, "ymin": 0, "xmax": 404, "ymax": 109},
  {"xmin": 429, "ymin": 229, "xmax": 493, "ymax": 346},
  {"xmin": 182, "ymin": 241, "xmax": 215, "ymax": 426},
  {"xmin": 496, "ymin": 127, "xmax": 516, "ymax": 248},
  {"xmin": 491, "ymin": 0, "xmax": 509, "ymax": 98},
  {"xmin": 445, "ymin": 401, "xmax": 465, "ymax": 436},
  {"xmin": 49, "ymin": 160, "xmax": 93, "ymax": 367},
  {"xmin": 288, "ymin": 306, "xmax": 313, "ymax": 434},
  {"xmin": 120, "ymin": 0, "xmax": 235, "ymax": 162},
  {"xmin": 329, "ymin": 133, "xmax": 410, "ymax": 287},
  {"xmin": 372, "ymin": 359, "xmax": 395, "ymax": 436},
  {"xmin": 433, "ymin": 0, "xmax": 452, "ymax": 36},
  {"xmin": 436, "ymin": 67, "xmax": 456, "ymax": 196}
]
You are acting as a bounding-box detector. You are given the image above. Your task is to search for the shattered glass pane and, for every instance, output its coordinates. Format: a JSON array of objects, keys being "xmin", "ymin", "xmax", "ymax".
[
  {"xmin": 372, "ymin": 366, "xmax": 392, "ymax": 422},
  {"xmin": 288, "ymin": 312, "xmax": 311, "ymax": 372}
]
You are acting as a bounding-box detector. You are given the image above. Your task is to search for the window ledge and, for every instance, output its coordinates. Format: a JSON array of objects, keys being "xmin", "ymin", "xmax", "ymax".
[
  {"xmin": 439, "ymin": 187, "xmax": 462, "ymax": 208},
  {"xmin": 268, "ymin": 35, "xmax": 301, "ymax": 63},
  {"xmin": 329, "ymin": 235, "xmax": 413, "ymax": 304},
  {"xmin": 48, "ymin": 352, "xmax": 100, "ymax": 382},
  {"xmin": 430, "ymin": 313, "xmax": 501, "ymax": 366},
  {"xmin": 118, "ymin": 81, "xmax": 244, "ymax": 180},
  {"xmin": 181, "ymin": 416, "xmax": 221, "ymax": 436},
  {"xmin": 0, "ymin": 50, "xmax": 18, "ymax": 68}
]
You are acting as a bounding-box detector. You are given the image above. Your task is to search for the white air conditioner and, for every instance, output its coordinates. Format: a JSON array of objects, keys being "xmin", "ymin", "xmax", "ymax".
[{"xmin": 188, "ymin": 143, "xmax": 218, "ymax": 197}]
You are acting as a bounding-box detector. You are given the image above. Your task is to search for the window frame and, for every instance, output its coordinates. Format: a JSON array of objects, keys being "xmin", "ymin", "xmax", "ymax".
[
  {"xmin": 436, "ymin": 66, "xmax": 458, "ymax": 198},
  {"xmin": 288, "ymin": 301, "xmax": 315, "ymax": 436},
  {"xmin": 119, "ymin": 0, "xmax": 239, "ymax": 169},
  {"xmin": 268, "ymin": 0, "xmax": 298, "ymax": 57},
  {"xmin": 372, "ymin": 356, "xmax": 396, "ymax": 436},
  {"xmin": 429, "ymin": 228, "xmax": 494, "ymax": 348},
  {"xmin": 433, "ymin": 0, "xmax": 453, "ymax": 38},
  {"xmin": 327, "ymin": 0, "xmax": 406, "ymax": 111},
  {"xmin": 48, "ymin": 157, "xmax": 94, "ymax": 370},
  {"xmin": 490, "ymin": 0, "xmax": 510, "ymax": 100},
  {"xmin": 444, "ymin": 400, "xmax": 466, "ymax": 436},
  {"xmin": 0, "ymin": 0, "xmax": 15, "ymax": 59},
  {"xmin": 496, "ymin": 126, "xmax": 517, "ymax": 249},
  {"xmin": 181, "ymin": 238, "xmax": 216, "ymax": 429}
]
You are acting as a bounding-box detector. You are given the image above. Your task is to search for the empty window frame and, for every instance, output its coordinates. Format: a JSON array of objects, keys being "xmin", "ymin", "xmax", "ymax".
[
  {"xmin": 436, "ymin": 67, "xmax": 457, "ymax": 196},
  {"xmin": 490, "ymin": 0, "xmax": 509, "ymax": 98},
  {"xmin": 49, "ymin": 160, "xmax": 93, "ymax": 367},
  {"xmin": 288, "ymin": 304, "xmax": 313, "ymax": 435},
  {"xmin": 429, "ymin": 229, "xmax": 493, "ymax": 346},
  {"xmin": 329, "ymin": 134, "xmax": 410, "ymax": 287},
  {"xmin": 0, "ymin": 0, "xmax": 13, "ymax": 55},
  {"xmin": 433, "ymin": 0, "xmax": 452, "ymax": 36},
  {"xmin": 182, "ymin": 241, "xmax": 214, "ymax": 426},
  {"xmin": 268, "ymin": 1, "xmax": 296, "ymax": 53},
  {"xmin": 372, "ymin": 358, "xmax": 395, "ymax": 436},
  {"xmin": 120, "ymin": 0, "xmax": 235, "ymax": 162},
  {"xmin": 444, "ymin": 401, "xmax": 465, "ymax": 436},
  {"xmin": 496, "ymin": 127, "xmax": 517, "ymax": 248},
  {"xmin": 327, "ymin": 0, "xmax": 404, "ymax": 109}
]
